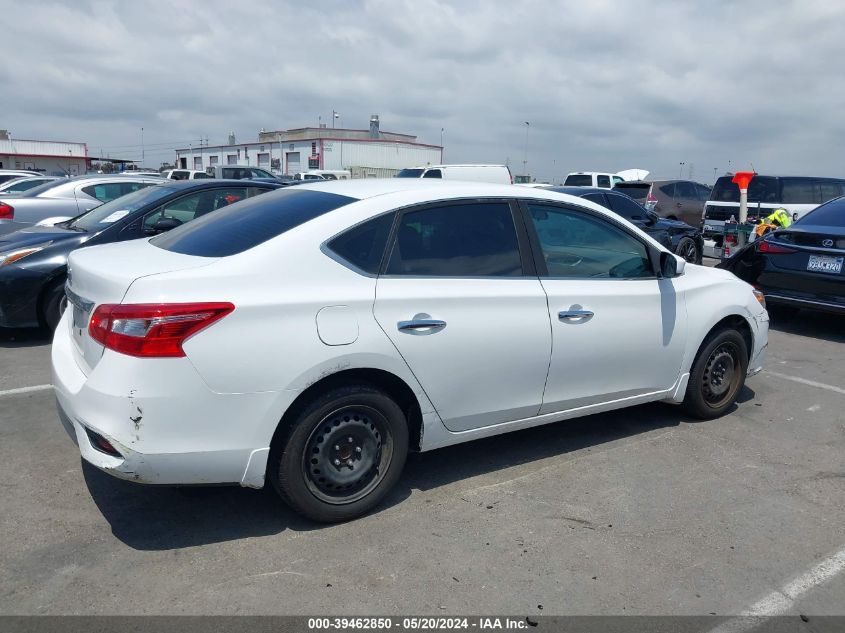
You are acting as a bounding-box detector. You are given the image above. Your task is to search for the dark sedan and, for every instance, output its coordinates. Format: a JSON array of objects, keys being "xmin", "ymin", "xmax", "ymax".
[
  {"xmin": 0, "ymin": 179, "xmax": 283, "ymax": 329},
  {"xmin": 718, "ymin": 196, "xmax": 845, "ymax": 315},
  {"xmin": 550, "ymin": 187, "xmax": 704, "ymax": 263}
]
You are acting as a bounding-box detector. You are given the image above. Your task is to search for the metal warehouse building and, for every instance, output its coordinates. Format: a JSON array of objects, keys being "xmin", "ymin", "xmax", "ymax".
[
  {"xmin": 0, "ymin": 129, "xmax": 88, "ymax": 176},
  {"xmin": 174, "ymin": 115, "xmax": 442, "ymax": 178}
]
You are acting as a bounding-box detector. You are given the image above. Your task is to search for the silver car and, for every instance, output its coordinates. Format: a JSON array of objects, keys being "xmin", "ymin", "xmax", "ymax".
[{"xmin": 0, "ymin": 174, "xmax": 162, "ymax": 236}]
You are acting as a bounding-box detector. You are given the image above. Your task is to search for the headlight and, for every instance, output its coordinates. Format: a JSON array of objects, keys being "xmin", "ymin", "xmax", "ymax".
[
  {"xmin": 0, "ymin": 242, "xmax": 52, "ymax": 267},
  {"xmin": 752, "ymin": 288, "xmax": 766, "ymax": 310}
]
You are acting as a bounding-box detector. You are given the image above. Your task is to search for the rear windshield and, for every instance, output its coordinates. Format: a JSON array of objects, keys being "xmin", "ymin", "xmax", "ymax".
[
  {"xmin": 711, "ymin": 176, "xmax": 780, "ymax": 203},
  {"xmin": 564, "ymin": 174, "xmax": 593, "ymax": 186},
  {"xmin": 796, "ymin": 197, "xmax": 845, "ymax": 227},
  {"xmin": 613, "ymin": 183, "xmax": 649, "ymax": 200},
  {"xmin": 395, "ymin": 168, "xmax": 424, "ymax": 178},
  {"xmin": 151, "ymin": 188, "xmax": 356, "ymax": 257}
]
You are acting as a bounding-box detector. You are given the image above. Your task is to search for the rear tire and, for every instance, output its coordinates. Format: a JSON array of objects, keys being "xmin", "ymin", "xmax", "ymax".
[
  {"xmin": 40, "ymin": 278, "xmax": 67, "ymax": 331},
  {"xmin": 682, "ymin": 328, "xmax": 748, "ymax": 419},
  {"xmin": 271, "ymin": 385, "xmax": 409, "ymax": 523}
]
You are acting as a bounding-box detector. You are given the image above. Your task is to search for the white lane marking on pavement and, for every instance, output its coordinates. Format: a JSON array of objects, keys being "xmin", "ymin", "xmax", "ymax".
[
  {"xmin": 708, "ymin": 546, "xmax": 845, "ymax": 633},
  {"xmin": 766, "ymin": 371, "xmax": 845, "ymax": 396},
  {"xmin": 0, "ymin": 384, "xmax": 53, "ymax": 398}
]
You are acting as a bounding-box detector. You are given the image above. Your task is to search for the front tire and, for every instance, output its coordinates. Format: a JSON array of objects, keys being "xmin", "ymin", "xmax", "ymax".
[
  {"xmin": 271, "ymin": 385, "xmax": 409, "ymax": 523},
  {"xmin": 682, "ymin": 328, "xmax": 748, "ymax": 419},
  {"xmin": 675, "ymin": 236, "xmax": 700, "ymax": 264}
]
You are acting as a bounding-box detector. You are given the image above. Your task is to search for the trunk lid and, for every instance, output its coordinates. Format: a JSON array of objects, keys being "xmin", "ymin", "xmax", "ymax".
[{"xmin": 65, "ymin": 239, "xmax": 217, "ymax": 373}]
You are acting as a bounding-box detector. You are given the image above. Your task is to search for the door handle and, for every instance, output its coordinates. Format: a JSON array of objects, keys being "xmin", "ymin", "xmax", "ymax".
[
  {"xmin": 558, "ymin": 310, "xmax": 594, "ymax": 321},
  {"xmin": 398, "ymin": 319, "xmax": 447, "ymax": 331}
]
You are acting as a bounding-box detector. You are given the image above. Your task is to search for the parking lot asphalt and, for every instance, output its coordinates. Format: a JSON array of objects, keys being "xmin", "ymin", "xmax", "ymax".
[{"xmin": 1, "ymin": 300, "xmax": 843, "ymax": 616}]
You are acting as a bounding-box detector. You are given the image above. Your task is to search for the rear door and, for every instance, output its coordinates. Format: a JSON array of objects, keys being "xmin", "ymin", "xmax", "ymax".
[
  {"xmin": 373, "ymin": 200, "xmax": 551, "ymax": 432},
  {"xmin": 521, "ymin": 201, "xmax": 686, "ymax": 413},
  {"xmin": 674, "ymin": 181, "xmax": 704, "ymax": 226}
]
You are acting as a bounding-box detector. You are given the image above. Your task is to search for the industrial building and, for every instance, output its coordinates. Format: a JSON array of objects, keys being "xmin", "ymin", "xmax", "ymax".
[
  {"xmin": 0, "ymin": 130, "xmax": 89, "ymax": 176},
  {"xmin": 174, "ymin": 115, "xmax": 442, "ymax": 178}
]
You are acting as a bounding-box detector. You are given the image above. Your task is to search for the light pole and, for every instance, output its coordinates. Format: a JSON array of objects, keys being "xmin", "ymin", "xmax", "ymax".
[
  {"xmin": 713, "ymin": 167, "xmax": 718, "ymax": 183},
  {"xmin": 141, "ymin": 127, "xmax": 145, "ymax": 165},
  {"xmin": 523, "ymin": 121, "xmax": 530, "ymax": 176},
  {"xmin": 679, "ymin": 161, "xmax": 685, "ymax": 179},
  {"xmin": 440, "ymin": 128, "xmax": 444, "ymax": 162},
  {"xmin": 332, "ymin": 110, "xmax": 339, "ymax": 129}
]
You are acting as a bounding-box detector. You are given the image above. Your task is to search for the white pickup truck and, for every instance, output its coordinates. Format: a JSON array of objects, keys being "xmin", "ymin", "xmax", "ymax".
[{"xmin": 563, "ymin": 169, "xmax": 649, "ymax": 189}]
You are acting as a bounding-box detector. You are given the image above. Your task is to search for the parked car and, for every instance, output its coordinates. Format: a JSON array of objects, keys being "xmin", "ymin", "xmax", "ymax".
[
  {"xmin": 396, "ymin": 164, "xmax": 512, "ymax": 184},
  {"xmin": 0, "ymin": 169, "xmax": 42, "ymax": 185},
  {"xmin": 53, "ymin": 180, "xmax": 767, "ymax": 522},
  {"xmin": 207, "ymin": 165, "xmax": 276, "ymax": 180},
  {"xmin": 563, "ymin": 169, "xmax": 648, "ymax": 189},
  {"xmin": 0, "ymin": 179, "xmax": 283, "ymax": 329},
  {"xmin": 0, "ymin": 174, "xmax": 163, "ymax": 236},
  {"xmin": 292, "ymin": 170, "xmax": 351, "ymax": 181},
  {"xmin": 614, "ymin": 180, "xmax": 711, "ymax": 227},
  {"xmin": 718, "ymin": 195, "xmax": 845, "ymax": 315},
  {"xmin": 0, "ymin": 176, "xmax": 60, "ymax": 196},
  {"xmin": 702, "ymin": 175, "xmax": 845, "ymax": 255},
  {"xmin": 162, "ymin": 169, "xmax": 212, "ymax": 180},
  {"xmin": 551, "ymin": 186, "xmax": 704, "ymax": 263}
]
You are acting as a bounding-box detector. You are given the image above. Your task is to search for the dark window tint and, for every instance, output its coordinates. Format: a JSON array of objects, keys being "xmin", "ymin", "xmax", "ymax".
[
  {"xmin": 614, "ymin": 184, "xmax": 649, "ymax": 201},
  {"xmin": 675, "ymin": 181, "xmax": 696, "ymax": 199},
  {"xmin": 796, "ymin": 197, "xmax": 845, "ymax": 227},
  {"xmin": 596, "ymin": 175, "xmax": 611, "ymax": 188},
  {"xmin": 659, "ymin": 183, "xmax": 677, "ymax": 197},
  {"xmin": 396, "ymin": 168, "xmax": 425, "ymax": 178},
  {"xmin": 528, "ymin": 204, "xmax": 653, "ymax": 279},
  {"xmin": 581, "ymin": 193, "xmax": 608, "ymax": 207},
  {"xmin": 711, "ymin": 176, "xmax": 779, "ymax": 203},
  {"xmin": 607, "ymin": 193, "xmax": 647, "ymax": 221},
  {"xmin": 695, "ymin": 184, "xmax": 712, "ymax": 200},
  {"xmin": 564, "ymin": 174, "xmax": 593, "ymax": 187},
  {"xmin": 386, "ymin": 203, "xmax": 522, "ymax": 277},
  {"xmin": 70, "ymin": 184, "xmax": 178, "ymax": 231},
  {"xmin": 819, "ymin": 181, "xmax": 845, "ymax": 203},
  {"xmin": 152, "ymin": 189, "xmax": 355, "ymax": 257},
  {"xmin": 327, "ymin": 213, "xmax": 395, "ymax": 274},
  {"xmin": 423, "ymin": 169, "xmax": 442, "ymax": 178},
  {"xmin": 781, "ymin": 178, "xmax": 819, "ymax": 204}
]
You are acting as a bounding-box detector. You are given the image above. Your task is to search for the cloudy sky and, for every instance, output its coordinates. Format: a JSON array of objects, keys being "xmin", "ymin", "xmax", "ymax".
[{"xmin": 3, "ymin": 0, "xmax": 844, "ymax": 182}]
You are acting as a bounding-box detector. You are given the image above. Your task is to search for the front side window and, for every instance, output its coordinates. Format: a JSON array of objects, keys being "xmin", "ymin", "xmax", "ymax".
[
  {"xmin": 142, "ymin": 187, "xmax": 250, "ymax": 231},
  {"xmin": 386, "ymin": 203, "xmax": 522, "ymax": 277},
  {"xmin": 527, "ymin": 204, "xmax": 653, "ymax": 279},
  {"xmin": 675, "ymin": 181, "xmax": 696, "ymax": 199},
  {"xmin": 659, "ymin": 183, "xmax": 677, "ymax": 197}
]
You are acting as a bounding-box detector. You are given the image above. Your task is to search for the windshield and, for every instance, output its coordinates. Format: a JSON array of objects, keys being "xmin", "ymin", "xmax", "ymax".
[
  {"xmin": 564, "ymin": 174, "xmax": 594, "ymax": 186},
  {"xmin": 395, "ymin": 168, "xmax": 425, "ymax": 178},
  {"xmin": 711, "ymin": 176, "xmax": 780, "ymax": 203},
  {"xmin": 69, "ymin": 184, "xmax": 177, "ymax": 231},
  {"xmin": 17, "ymin": 179, "xmax": 71, "ymax": 198}
]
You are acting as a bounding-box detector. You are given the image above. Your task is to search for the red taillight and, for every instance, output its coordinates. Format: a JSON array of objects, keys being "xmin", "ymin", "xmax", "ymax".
[
  {"xmin": 89, "ymin": 302, "xmax": 234, "ymax": 357},
  {"xmin": 758, "ymin": 240, "xmax": 796, "ymax": 254},
  {"xmin": 0, "ymin": 202, "xmax": 14, "ymax": 219}
]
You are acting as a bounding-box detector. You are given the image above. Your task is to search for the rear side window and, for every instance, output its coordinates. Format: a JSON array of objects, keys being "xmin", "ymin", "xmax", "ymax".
[
  {"xmin": 711, "ymin": 176, "xmax": 779, "ymax": 203},
  {"xmin": 152, "ymin": 189, "xmax": 355, "ymax": 257},
  {"xmin": 659, "ymin": 183, "xmax": 677, "ymax": 197},
  {"xmin": 423, "ymin": 169, "xmax": 442, "ymax": 178},
  {"xmin": 781, "ymin": 178, "xmax": 819, "ymax": 204},
  {"xmin": 82, "ymin": 181, "xmax": 150, "ymax": 202},
  {"xmin": 596, "ymin": 175, "xmax": 611, "ymax": 188},
  {"xmin": 327, "ymin": 213, "xmax": 395, "ymax": 274},
  {"xmin": 819, "ymin": 181, "xmax": 845, "ymax": 203},
  {"xmin": 675, "ymin": 181, "xmax": 696, "ymax": 199},
  {"xmin": 386, "ymin": 203, "xmax": 522, "ymax": 277}
]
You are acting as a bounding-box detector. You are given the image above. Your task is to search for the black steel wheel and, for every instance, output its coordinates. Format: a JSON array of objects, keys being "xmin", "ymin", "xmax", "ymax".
[
  {"xmin": 271, "ymin": 384, "xmax": 409, "ymax": 523},
  {"xmin": 683, "ymin": 328, "xmax": 748, "ymax": 419},
  {"xmin": 676, "ymin": 236, "xmax": 700, "ymax": 264}
]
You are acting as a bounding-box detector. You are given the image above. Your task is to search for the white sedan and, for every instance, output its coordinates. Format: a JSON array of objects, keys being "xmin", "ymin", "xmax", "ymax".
[{"xmin": 52, "ymin": 180, "xmax": 768, "ymax": 522}]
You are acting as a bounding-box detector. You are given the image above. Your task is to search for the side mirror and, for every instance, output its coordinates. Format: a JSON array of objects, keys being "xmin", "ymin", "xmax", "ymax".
[
  {"xmin": 145, "ymin": 217, "xmax": 181, "ymax": 234},
  {"xmin": 645, "ymin": 210, "xmax": 659, "ymax": 225},
  {"xmin": 659, "ymin": 251, "xmax": 686, "ymax": 278}
]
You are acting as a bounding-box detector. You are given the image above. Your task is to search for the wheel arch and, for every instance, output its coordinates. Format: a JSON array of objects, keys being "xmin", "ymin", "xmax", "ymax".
[
  {"xmin": 692, "ymin": 314, "xmax": 753, "ymax": 368},
  {"xmin": 36, "ymin": 271, "xmax": 67, "ymax": 327},
  {"xmin": 267, "ymin": 368, "xmax": 425, "ymax": 466}
]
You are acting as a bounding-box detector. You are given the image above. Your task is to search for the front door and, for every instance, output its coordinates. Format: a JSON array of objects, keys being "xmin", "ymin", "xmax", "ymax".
[
  {"xmin": 522, "ymin": 202, "xmax": 687, "ymax": 414},
  {"xmin": 373, "ymin": 200, "xmax": 551, "ymax": 432}
]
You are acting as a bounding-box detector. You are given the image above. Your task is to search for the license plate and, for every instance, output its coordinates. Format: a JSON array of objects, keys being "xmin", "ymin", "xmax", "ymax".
[{"xmin": 807, "ymin": 254, "xmax": 844, "ymax": 274}]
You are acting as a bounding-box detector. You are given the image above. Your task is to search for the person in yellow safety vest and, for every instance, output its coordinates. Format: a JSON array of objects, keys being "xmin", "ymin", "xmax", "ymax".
[{"xmin": 754, "ymin": 207, "xmax": 792, "ymax": 237}]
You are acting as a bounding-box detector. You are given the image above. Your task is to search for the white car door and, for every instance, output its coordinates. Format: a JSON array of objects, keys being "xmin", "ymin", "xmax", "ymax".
[
  {"xmin": 373, "ymin": 200, "xmax": 552, "ymax": 432},
  {"xmin": 521, "ymin": 201, "xmax": 687, "ymax": 414}
]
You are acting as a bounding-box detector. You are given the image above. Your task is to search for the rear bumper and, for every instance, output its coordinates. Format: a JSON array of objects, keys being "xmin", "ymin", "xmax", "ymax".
[{"xmin": 51, "ymin": 309, "xmax": 293, "ymax": 488}]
